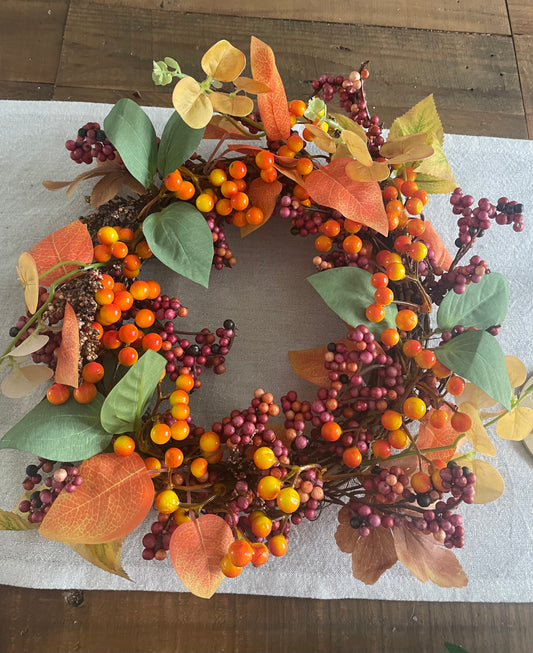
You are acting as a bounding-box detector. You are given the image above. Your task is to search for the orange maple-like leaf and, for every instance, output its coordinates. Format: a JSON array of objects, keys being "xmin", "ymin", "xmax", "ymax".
[
  {"xmin": 240, "ymin": 177, "xmax": 282, "ymax": 237},
  {"xmin": 170, "ymin": 514, "xmax": 234, "ymax": 599},
  {"xmin": 304, "ymin": 159, "xmax": 388, "ymax": 236},
  {"xmin": 288, "ymin": 338, "xmax": 359, "ymax": 386},
  {"xmin": 29, "ymin": 220, "xmax": 94, "ymax": 286},
  {"xmin": 393, "ymin": 525, "xmax": 468, "ymax": 587},
  {"xmin": 417, "ymin": 405, "xmax": 459, "ymax": 462},
  {"xmin": 54, "ymin": 302, "xmax": 80, "ymax": 388},
  {"xmin": 250, "ymin": 36, "xmax": 291, "ymax": 141},
  {"xmin": 39, "ymin": 453, "xmax": 154, "ymax": 544},
  {"xmin": 421, "ymin": 219, "xmax": 452, "ymax": 271}
]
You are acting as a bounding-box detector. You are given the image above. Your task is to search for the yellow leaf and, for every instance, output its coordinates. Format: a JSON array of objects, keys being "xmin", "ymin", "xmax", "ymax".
[
  {"xmin": 1, "ymin": 364, "xmax": 53, "ymax": 398},
  {"xmin": 68, "ymin": 538, "xmax": 131, "ymax": 580},
  {"xmin": 459, "ymin": 402, "xmax": 496, "ymax": 456},
  {"xmin": 208, "ymin": 92, "xmax": 254, "ymax": 117},
  {"xmin": 331, "ymin": 113, "xmax": 367, "ymax": 141},
  {"xmin": 460, "ymin": 382, "xmax": 498, "ymax": 410},
  {"xmin": 341, "ymin": 130, "xmax": 372, "ymax": 166},
  {"xmin": 496, "ymin": 406, "xmax": 533, "ymax": 441},
  {"xmin": 417, "ymin": 142, "xmax": 457, "ymax": 185},
  {"xmin": 17, "ymin": 252, "xmax": 39, "ymax": 314},
  {"xmin": 331, "ymin": 142, "xmax": 351, "ymax": 161},
  {"xmin": 172, "ymin": 76, "xmax": 213, "ymax": 129},
  {"xmin": 201, "ymin": 40, "xmax": 246, "ymax": 82},
  {"xmin": 304, "ymin": 124, "xmax": 336, "ymax": 153},
  {"xmin": 388, "ymin": 94, "xmax": 444, "ymax": 147},
  {"xmin": 470, "ymin": 459, "xmax": 504, "ymax": 504},
  {"xmin": 505, "ymin": 355, "xmax": 527, "ymax": 389},
  {"xmin": 414, "ymin": 173, "xmax": 458, "ymax": 195},
  {"xmin": 345, "ymin": 159, "xmax": 391, "ymax": 182},
  {"xmin": 233, "ymin": 76, "xmax": 270, "ymax": 94}
]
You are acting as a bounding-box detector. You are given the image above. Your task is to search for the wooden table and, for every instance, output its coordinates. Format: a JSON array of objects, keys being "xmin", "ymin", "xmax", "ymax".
[{"xmin": 1, "ymin": 2, "xmax": 532, "ymax": 652}]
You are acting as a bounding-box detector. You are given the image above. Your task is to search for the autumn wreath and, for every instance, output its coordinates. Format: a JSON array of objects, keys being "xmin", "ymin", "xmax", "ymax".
[{"xmin": 0, "ymin": 37, "xmax": 530, "ymax": 598}]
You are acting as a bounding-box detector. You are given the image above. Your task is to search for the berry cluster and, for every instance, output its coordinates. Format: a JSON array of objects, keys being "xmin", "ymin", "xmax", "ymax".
[{"xmin": 65, "ymin": 122, "xmax": 117, "ymax": 164}]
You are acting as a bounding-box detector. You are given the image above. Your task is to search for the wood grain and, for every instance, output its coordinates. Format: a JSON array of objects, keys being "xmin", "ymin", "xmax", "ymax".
[
  {"xmin": 0, "ymin": 1, "xmax": 69, "ymax": 84},
  {"xmin": 55, "ymin": 2, "xmax": 526, "ymax": 138},
  {"xmin": 507, "ymin": 1, "xmax": 533, "ymax": 36},
  {"xmin": 95, "ymin": 0, "xmax": 511, "ymax": 35},
  {"xmin": 514, "ymin": 36, "xmax": 533, "ymax": 137},
  {"xmin": 1, "ymin": 585, "xmax": 532, "ymax": 653}
]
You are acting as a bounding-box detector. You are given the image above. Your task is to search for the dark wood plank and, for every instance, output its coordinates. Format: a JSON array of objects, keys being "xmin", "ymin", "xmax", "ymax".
[
  {"xmin": 507, "ymin": 1, "xmax": 533, "ymax": 36},
  {"xmin": 0, "ymin": 81, "xmax": 54, "ymax": 100},
  {"xmin": 55, "ymin": 3, "xmax": 526, "ymax": 138},
  {"xmin": 1, "ymin": 585, "xmax": 532, "ymax": 653},
  {"xmin": 96, "ymin": 0, "xmax": 511, "ymax": 35},
  {"xmin": 514, "ymin": 36, "xmax": 533, "ymax": 137},
  {"xmin": 0, "ymin": 0, "xmax": 69, "ymax": 84}
]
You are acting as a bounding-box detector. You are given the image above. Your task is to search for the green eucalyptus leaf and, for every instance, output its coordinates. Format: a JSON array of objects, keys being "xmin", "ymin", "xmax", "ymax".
[
  {"xmin": 163, "ymin": 57, "xmax": 179, "ymax": 70},
  {"xmin": 437, "ymin": 273, "xmax": 509, "ymax": 331},
  {"xmin": 307, "ymin": 267, "xmax": 397, "ymax": 335},
  {"xmin": 158, "ymin": 111, "xmax": 205, "ymax": 177},
  {"xmin": 435, "ymin": 331, "xmax": 511, "ymax": 410},
  {"xmin": 100, "ymin": 350, "xmax": 166, "ymax": 435},
  {"xmin": 0, "ymin": 394, "xmax": 111, "ymax": 459},
  {"xmin": 143, "ymin": 202, "xmax": 213, "ymax": 288},
  {"xmin": 103, "ymin": 98, "xmax": 158, "ymax": 188}
]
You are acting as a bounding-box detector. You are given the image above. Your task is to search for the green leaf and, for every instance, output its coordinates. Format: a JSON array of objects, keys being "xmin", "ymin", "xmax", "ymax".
[
  {"xmin": 0, "ymin": 509, "xmax": 37, "ymax": 531},
  {"xmin": 389, "ymin": 94, "xmax": 444, "ymax": 147},
  {"xmin": 0, "ymin": 394, "xmax": 111, "ymax": 459},
  {"xmin": 414, "ymin": 172, "xmax": 457, "ymax": 194},
  {"xmin": 435, "ymin": 331, "xmax": 511, "ymax": 410},
  {"xmin": 437, "ymin": 273, "xmax": 509, "ymax": 331},
  {"xmin": 415, "ymin": 142, "xmax": 457, "ymax": 188},
  {"xmin": 157, "ymin": 111, "xmax": 205, "ymax": 178},
  {"xmin": 307, "ymin": 267, "xmax": 397, "ymax": 335},
  {"xmin": 143, "ymin": 202, "xmax": 213, "ymax": 288},
  {"xmin": 103, "ymin": 98, "xmax": 158, "ymax": 188},
  {"xmin": 444, "ymin": 643, "xmax": 470, "ymax": 653},
  {"xmin": 100, "ymin": 350, "xmax": 166, "ymax": 435}
]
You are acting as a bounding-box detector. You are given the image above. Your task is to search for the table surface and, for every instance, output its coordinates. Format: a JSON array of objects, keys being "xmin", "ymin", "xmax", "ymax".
[{"xmin": 1, "ymin": 2, "xmax": 533, "ymax": 653}]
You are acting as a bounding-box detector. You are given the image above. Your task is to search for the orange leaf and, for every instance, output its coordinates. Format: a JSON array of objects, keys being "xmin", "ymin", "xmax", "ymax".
[
  {"xmin": 240, "ymin": 177, "xmax": 282, "ymax": 237},
  {"xmin": 203, "ymin": 115, "xmax": 255, "ymax": 140},
  {"xmin": 233, "ymin": 76, "xmax": 271, "ymax": 94},
  {"xmin": 417, "ymin": 405, "xmax": 458, "ymax": 461},
  {"xmin": 305, "ymin": 159, "xmax": 388, "ymax": 235},
  {"xmin": 170, "ymin": 514, "xmax": 234, "ymax": 598},
  {"xmin": 250, "ymin": 36, "xmax": 291, "ymax": 141},
  {"xmin": 421, "ymin": 219, "xmax": 452, "ymax": 271},
  {"xmin": 288, "ymin": 338, "xmax": 358, "ymax": 386},
  {"xmin": 55, "ymin": 302, "xmax": 80, "ymax": 388},
  {"xmin": 393, "ymin": 525, "xmax": 468, "ymax": 587},
  {"xmin": 29, "ymin": 220, "xmax": 94, "ymax": 286},
  {"xmin": 208, "ymin": 92, "xmax": 254, "ymax": 117},
  {"xmin": 272, "ymin": 162, "xmax": 306, "ymax": 186},
  {"xmin": 39, "ymin": 453, "xmax": 154, "ymax": 544}
]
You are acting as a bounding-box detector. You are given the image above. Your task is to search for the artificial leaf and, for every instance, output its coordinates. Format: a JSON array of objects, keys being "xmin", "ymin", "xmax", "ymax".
[
  {"xmin": 304, "ymin": 124, "xmax": 336, "ymax": 153},
  {"xmin": 158, "ymin": 111, "xmax": 205, "ymax": 177},
  {"xmin": 1, "ymin": 364, "xmax": 53, "ymax": 398},
  {"xmin": 460, "ymin": 382, "xmax": 498, "ymax": 410},
  {"xmin": 0, "ymin": 509, "xmax": 36, "ymax": 531},
  {"xmin": 307, "ymin": 267, "xmax": 397, "ymax": 334},
  {"xmin": 100, "ymin": 349, "xmax": 166, "ymax": 435},
  {"xmin": 289, "ymin": 338, "xmax": 358, "ymax": 386},
  {"xmin": 172, "ymin": 76, "xmax": 213, "ymax": 130},
  {"xmin": 505, "ymin": 356, "xmax": 527, "ymax": 389},
  {"xmin": 469, "ymin": 459, "xmax": 504, "ymax": 503},
  {"xmin": 304, "ymin": 97, "xmax": 326, "ymax": 122},
  {"xmin": 380, "ymin": 133, "xmax": 434, "ymax": 164},
  {"xmin": 54, "ymin": 302, "xmax": 80, "ymax": 388},
  {"xmin": 203, "ymin": 115, "xmax": 255, "ymax": 140},
  {"xmin": 29, "ymin": 220, "xmax": 93, "ymax": 286},
  {"xmin": 40, "ymin": 453, "xmax": 153, "ymax": 544},
  {"xmin": 272, "ymin": 162, "xmax": 306, "ymax": 186},
  {"xmin": 233, "ymin": 76, "xmax": 270, "ymax": 94},
  {"xmin": 437, "ymin": 273, "xmax": 509, "ymax": 332},
  {"xmin": 345, "ymin": 159, "xmax": 391, "ymax": 182},
  {"xmin": 388, "ymin": 95, "xmax": 444, "ymax": 147},
  {"xmin": 89, "ymin": 166, "xmax": 145, "ymax": 208},
  {"xmin": 417, "ymin": 142, "xmax": 457, "ymax": 186},
  {"xmin": 170, "ymin": 514, "xmax": 234, "ymax": 598},
  {"xmin": 0, "ymin": 394, "xmax": 111, "ymax": 459},
  {"xmin": 143, "ymin": 202, "xmax": 213, "ymax": 288},
  {"xmin": 417, "ymin": 405, "xmax": 459, "ymax": 462},
  {"xmin": 68, "ymin": 538, "xmax": 131, "ymax": 580},
  {"xmin": 43, "ymin": 165, "xmax": 111, "ymax": 196},
  {"xmin": 103, "ymin": 98, "xmax": 158, "ymax": 189},
  {"xmin": 341, "ymin": 130, "xmax": 372, "ymax": 166},
  {"xmin": 434, "ymin": 330, "xmax": 511, "ymax": 410},
  {"xmin": 414, "ymin": 172, "xmax": 458, "ymax": 195},
  {"xmin": 496, "ymin": 406, "xmax": 533, "ymax": 441},
  {"xmin": 240, "ymin": 178, "xmax": 282, "ymax": 237},
  {"xmin": 393, "ymin": 525, "xmax": 468, "ymax": 587},
  {"xmin": 331, "ymin": 113, "xmax": 367, "ymax": 141},
  {"xmin": 201, "ymin": 40, "xmax": 246, "ymax": 82},
  {"xmin": 459, "ymin": 402, "xmax": 497, "ymax": 456},
  {"xmin": 250, "ymin": 36, "xmax": 291, "ymax": 141},
  {"xmin": 421, "ymin": 220, "xmax": 452, "ymax": 270},
  {"xmin": 208, "ymin": 92, "xmax": 254, "ymax": 117},
  {"xmin": 305, "ymin": 158, "xmax": 388, "ymax": 235},
  {"xmin": 9, "ymin": 333, "xmax": 49, "ymax": 358},
  {"xmin": 17, "ymin": 252, "xmax": 39, "ymax": 314}
]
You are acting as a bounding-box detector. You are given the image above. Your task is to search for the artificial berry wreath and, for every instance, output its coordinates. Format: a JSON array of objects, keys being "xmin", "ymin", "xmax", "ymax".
[{"xmin": 0, "ymin": 37, "xmax": 530, "ymax": 598}]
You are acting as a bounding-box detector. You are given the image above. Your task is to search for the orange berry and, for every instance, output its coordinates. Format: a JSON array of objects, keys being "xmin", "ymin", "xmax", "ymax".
[
  {"xmin": 251, "ymin": 542, "xmax": 269, "ymax": 567},
  {"xmin": 230, "ymin": 191, "xmax": 249, "ymax": 211},
  {"xmin": 277, "ymin": 145, "xmax": 295, "ymax": 158},
  {"xmin": 94, "ymin": 288, "xmax": 114, "ymax": 305},
  {"xmin": 228, "ymin": 160, "xmax": 247, "ymax": 179},
  {"xmin": 287, "ymin": 134, "xmax": 304, "ymax": 152},
  {"xmin": 408, "ymin": 241, "xmax": 428, "ymax": 262},
  {"xmin": 130, "ymin": 280, "xmax": 150, "ymax": 301},
  {"xmin": 170, "ymin": 420, "xmax": 190, "ymax": 441},
  {"xmin": 245, "ymin": 207, "xmax": 264, "ymax": 226},
  {"xmin": 73, "ymin": 382, "xmax": 97, "ymax": 404},
  {"xmin": 372, "ymin": 440, "xmax": 392, "ymax": 459},
  {"xmin": 371, "ymin": 272, "xmax": 389, "ymax": 288},
  {"xmin": 46, "ymin": 383, "xmax": 70, "ymax": 405},
  {"xmin": 366, "ymin": 303, "xmax": 385, "ymax": 323},
  {"xmin": 415, "ymin": 349, "xmax": 436, "ymax": 369},
  {"xmin": 97, "ymin": 226, "xmax": 119, "ymax": 245},
  {"xmin": 118, "ymin": 323, "xmax": 139, "ymax": 344},
  {"xmin": 144, "ymin": 457, "xmax": 162, "ymax": 472},
  {"xmin": 220, "ymin": 180, "xmax": 238, "ymax": 198},
  {"xmin": 447, "ymin": 376, "xmax": 465, "ymax": 396},
  {"xmin": 93, "ymin": 244, "xmax": 112, "ymax": 263},
  {"xmin": 117, "ymin": 227, "xmax": 135, "ymax": 242},
  {"xmin": 164, "ymin": 170, "xmax": 183, "ymax": 191},
  {"xmin": 150, "ymin": 423, "xmax": 171, "ymax": 445},
  {"xmin": 155, "ymin": 489, "xmax": 179, "ymax": 513},
  {"xmin": 253, "ymin": 446, "xmax": 276, "ymax": 470},
  {"xmin": 216, "ymin": 198, "xmax": 233, "ymax": 216},
  {"xmin": 429, "ymin": 409, "xmax": 449, "ymax": 429},
  {"xmin": 113, "ymin": 435, "xmax": 135, "ymax": 457},
  {"xmin": 407, "ymin": 219, "xmax": 426, "ymax": 236},
  {"xmin": 388, "ymin": 429, "xmax": 410, "ymax": 449},
  {"xmin": 175, "ymin": 180, "xmax": 195, "ymax": 200},
  {"xmin": 394, "ymin": 235, "xmax": 412, "ymax": 253},
  {"xmin": 342, "ymin": 447, "xmax": 362, "ymax": 468},
  {"xmin": 451, "ymin": 411, "xmax": 472, "ymax": 433},
  {"xmin": 114, "ymin": 290, "xmax": 134, "ymax": 311},
  {"xmin": 293, "ymin": 184, "xmax": 309, "ymax": 200},
  {"xmin": 315, "ymin": 235, "xmax": 332, "ymax": 252},
  {"xmin": 321, "ymin": 421, "xmax": 342, "ymax": 442},
  {"xmin": 102, "ymin": 329, "xmax": 121, "ymax": 349},
  {"xmin": 255, "ymin": 150, "xmax": 274, "ymax": 170},
  {"xmin": 411, "ymin": 471, "xmax": 431, "ymax": 493},
  {"xmin": 190, "ymin": 457, "xmax": 208, "ymax": 478},
  {"xmin": 100, "ymin": 274, "xmax": 115, "ymax": 290},
  {"xmin": 110, "ymin": 241, "xmax": 128, "ymax": 259},
  {"xmin": 296, "ymin": 157, "xmax": 313, "ymax": 176},
  {"xmin": 433, "ymin": 360, "xmax": 452, "ymax": 379},
  {"xmin": 405, "ymin": 197, "xmax": 424, "ymax": 215},
  {"xmin": 228, "ymin": 540, "xmax": 254, "ymax": 567},
  {"xmin": 322, "ymin": 219, "xmax": 340, "ymax": 237},
  {"xmin": 402, "ymin": 396, "xmax": 427, "ymax": 420},
  {"xmin": 134, "ymin": 309, "xmax": 155, "ymax": 328},
  {"xmin": 91, "ymin": 321, "xmax": 104, "ymax": 339},
  {"xmin": 382, "ymin": 185, "xmax": 398, "ymax": 202},
  {"xmin": 232, "ymin": 211, "xmax": 247, "ymax": 227},
  {"xmin": 221, "ymin": 554, "xmax": 242, "ymax": 578},
  {"xmin": 208, "ymin": 168, "xmax": 227, "ymax": 187},
  {"xmin": 260, "ymin": 167, "xmax": 278, "ymax": 183},
  {"xmin": 171, "ymin": 403, "xmax": 190, "ymax": 420},
  {"xmin": 257, "ymin": 475, "xmax": 282, "ymax": 500},
  {"xmin": 276, "ymin": 487, "xmax": 300, "ymax": 513},
  {"xmin": 199, "ymin": 431, "xmax": 220, "ymax": 453},
  {"xmin": 386, "ymin": 262, "xmax": 406, "ymax": 281},
  {"xmin": 169, "ymin": 389, "xmax": 189, "ymax": 406},
  {"xmin": 288, "ymin": 99, "xmax": 306, "ymax": 116},
  {"xmin": 98, "ymin": 304, "xmax": 121, "ymax": 326},
  {"xmin": 268, "ymin": 534, "xmax": 288, "ymax": 557},
  {"xmin": 342, "ymin": 234, "xmax": 362, "ymax": 255},
  {"xmin": 82, "ymin": 362, "xmax": 104, "ymax": 384},
  {"xmin": 381, "ymin": 410, "xmax": 403, "ymax": 431},
  {"xmin": 146, "ymin": 280, "xmax": 161, "ymax": 300},
  {"xmin": 403, "ymin": 339, "xmax": 422, "ymax": 358},
  {"xmin": 121, "ymin": 267, "xmax": 139, "ymax": 279},
  {"xmin": 175, "ymin": 374, "xmax": 194, "ymax": 392},
  {"xmin": 374, "ymin": 287, "xmax": 394, "ymax": 305},
  {"xmin": 164, "ymin": 447, "xmax": 184, "ymax": 468},
  {"xmin": 135, "ymin": 241, "xmax": 152, "ymax": 259},
  {"xmin": 381, "ymin": 328, "xmax": 400, "ymax": 347},
  {"xmin": 400, "ymin": 180, "xmax": 418, "ymax": 198},
  {"xmin": 142, "ymin": 333, "xmax": 162, "ymax": 352},
  {"xmin": 395, "ymin": 309, "xmax": 418, "ymax": 331},
  {"xmin": 118, "ymin": 346, "xmax": 138, "ymax": 366},
  {"xmin": 251, "ymin": 514, "xmax": 272, "ymax": 538},
  {"xmin": 413, "ymin": 189, "xmax": 429, "ymax": 205},
  {"xmin": 123, "ymin": 254, "xmax": 141, "ymax": 271}
]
